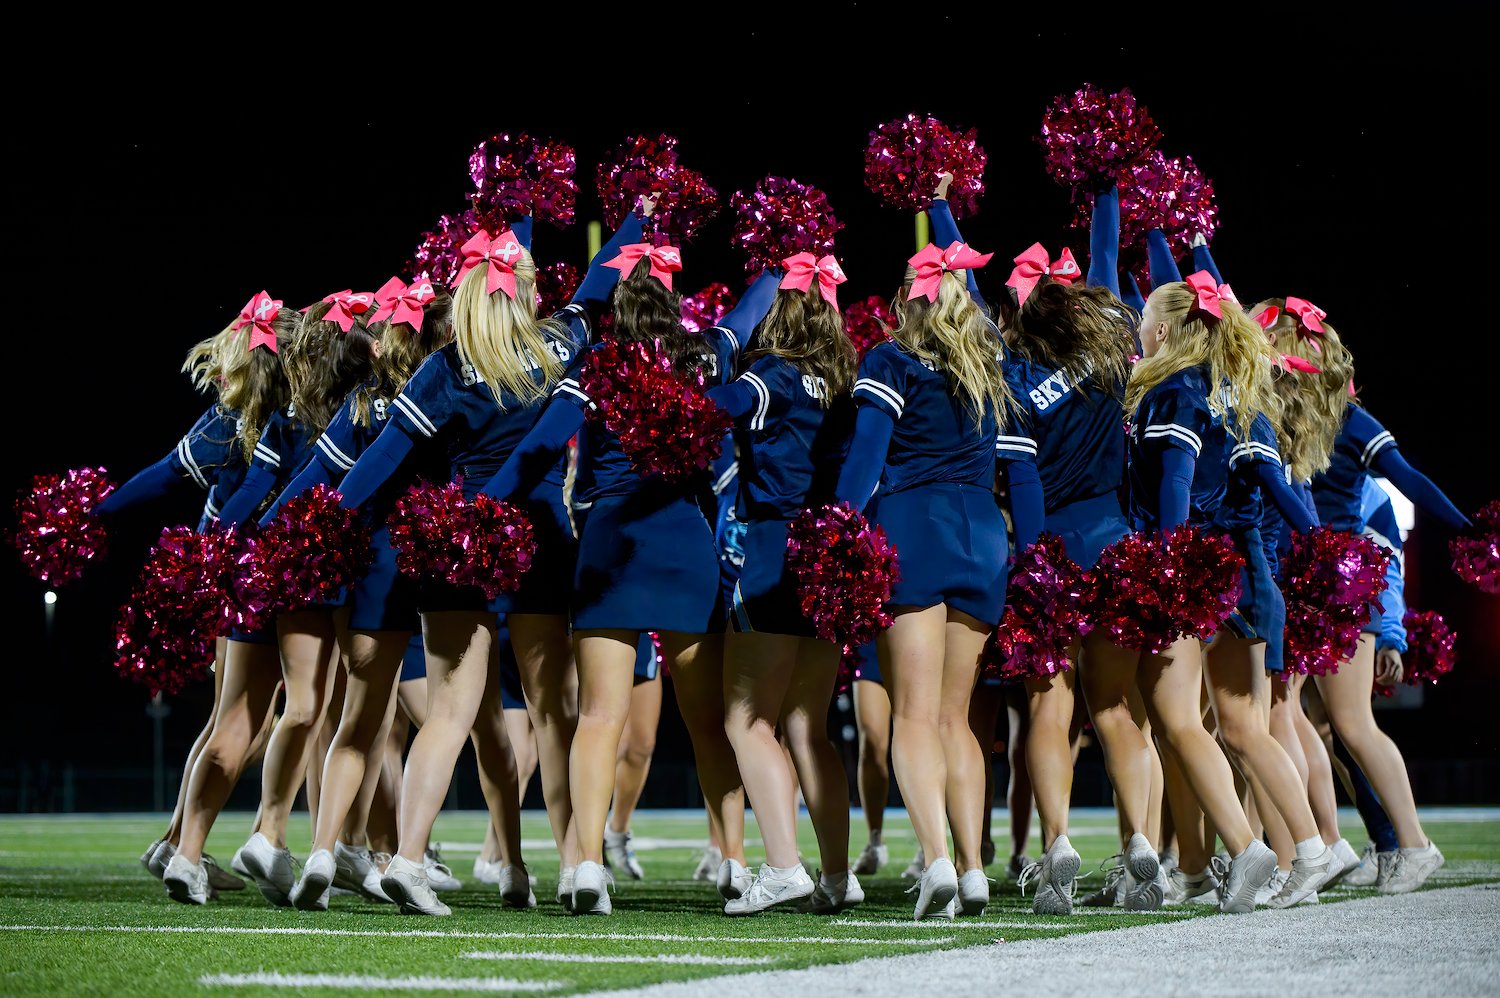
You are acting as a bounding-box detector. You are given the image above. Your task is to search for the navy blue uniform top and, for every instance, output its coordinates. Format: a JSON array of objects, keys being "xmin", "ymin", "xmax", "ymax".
[
  {"xmin": 1002, "ymin": 358, "xmax": 1126, "ymax": 513},
  {"xmin": 1214, "ymin": 412, "xmax": 1281, "ymax": 534},
  {"xmin": 1313, "ymin": 404, "xmax": 1398, "ymax": 533},
  {"xmin": 710, "ymin": 444, "xmax": 746, "ymax": 574},
  {"xmin": 850, "ymin": 341, "xmax": 1000, "ymax": 496},
  {"xmin": 1127, "ymin": 365, "xmax": 1232, "ymax": 531},
  {"xmin": 99, "ymin": 403, "xmax": 247, "ymax": 521},
  {"xmin": 216, "ymin": 403, "xmax": 314, "ymax": 526}
]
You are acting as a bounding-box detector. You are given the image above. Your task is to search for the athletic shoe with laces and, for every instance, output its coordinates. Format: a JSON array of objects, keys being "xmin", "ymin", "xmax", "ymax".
[
  {"xmin": 1255, "ymin": 867, "xmax": 1290, "ymax": 906},
  {"xmin": 239, "ymin": 832, "xmax": 297, "ymax": 907},
  {"xmin": 382, "ymin": 854, "xmax": 451, "ymax": 916},
  {"xmin": 1379, "ymin": 840, "xmax": 1444, "ymax": 894},
  {"xmin": 230, "ymin": 846, "xmax": 251, "ymax": 879},
  {"xmin": 604, "ymin": 828, "xmax": 645, "ymax": 880},
  {"xmin": 1123, "ymin": 833, "xmax": 1164, "ymax": 911},
  {"xmin": 203, "ymin": 854, "xmax": 246, "ymax": 892},
  {"xmin": 472, "ymin": 857, "xmax": 500, "ymax": 885},
  {"xmin": 717, "ymin": 858, "xmax": 752, "ymax": 901},
  {"xmin": 1341, "ymin": 842, "xmax": 1379, "ymax": 887},
  {"xmin": 1080, "ymin": 854, "xmax": 1125, "ymax": 907},
  {"xmin": 557, "ymin": 866, "xmax": 576, "ymax": 911},
  {"xmin": 799, "ymin": 871, "xmax": 865, "ymax": 914},
  {"xmin": 423, "ymin": 846, "xmax": 462, "ymax": 892},
  {"xmin": 497, "ymin": 863, "xmax": 537, "ymax": 909},
  {"xmin": 1269, "ymin": 846, "xmax": 1341, "ymax": 908},
  {"xmin": 908, "ymin": 857, "xmax": 958, "ymax": 921},
  {"xmin": 140, "ymin": 839, "xmax": 164, "ymax": 875},
  {"xmin": 901, "ymin": 848, "xmax": 926, "ymax": 880},
  {"xmin": 1022, "ymin": 834, "xmax": 1081, "ymax": 915},
  {"xmin": 147, "ymin": 840, "xmax": 175, "ymax": 880},
  {"xmin": 334, "ymin": 841, "xmax": 391, "ymax": 902},
  {"xmin": 1214, "ymin": 840, "xmax": 1278, "ymax": 913},
  {"xmin": 851, "ymin": 841, "xmax": 888, "ymax": 876},
  {"xmin": 1163, "ymin": 864, "xmax": 1188, "ymax": 905},
  {"xmin": 957, "ymin": 868, "xmax": 992, "ymax": 916},
  {"xmin": 1325, "ymin": 838, "xmax": 1362, "ymax": 888},
  {"xmin": 293, "ymin": 849, "xmax": 335, "ymax": 911},
  {"xmin": 1182, "ymin": 868, "xmax": 1221, "ymax": 904},
  {"xmin": 163, "ymin": 853, "xmax": 210, "ymax": 906},
  {"xmin": 724, "ymin": 863, "xmax": 815, "ymax": 915},
  {"xmin": 1006, "ymin": 854, "xmax": 1032, "ymax": 882},
  {"xmin": 692, "ymin": 846, "xmax": 723, "ymax": 882},
  {"xmin": 571, "ymin": 860, "xmax": 613, "ymax": 915}
]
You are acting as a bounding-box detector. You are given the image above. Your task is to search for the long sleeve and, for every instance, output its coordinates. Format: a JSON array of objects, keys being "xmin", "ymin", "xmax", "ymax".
[
  {"xmin": 1297, "ymin": 480, "xmax": 1319, "ymax": 524},
  {"xmin": 1158, "ymin": 446, "xmax": 1194, "ymax": 530},
  {"xmin": 706, "ymin": 381, "xmax": 759, "ymax": 421},
  {"xmin": 1147, "ymin": 229, "xmax": 1183, "ymax": 289},
  {"xmin": 1369, "ymin": 449, "xmax": 1470, "ymax": 530},
  {"xmin": 98, "ymin": 454, "xmax": 189, "ymax": 517},
  {"xmin": 716, "ymin": 269, "xmax": 782, "ymax": 355},
  {"xmin": 1377, "ymin": 556, "xmax": 1408, "ymax": 652},
  {"xmin": 479, "ymin": 402, "xmax": 586, "ymax": 502},
  {"xmin": 926, "ymin": 199, "xmax": 984, "ymax": 307},
  {"xmin": 571, "ymin": 212, "xmax": 646, "ymax": 306},
  {"xmin": 833, "ymin": 406, "xmax": 895, "ymax": 512},
  {"xmin": 1006, "ymin": 459, "xmax": 1046, "ymax": 551},
  {"xmin": 258, "ymin": 459, "xmax": 335, "ymax": 527},
  {"xmin": 1256, "ymin": 464, "xmax": 1317, "ymax": 532},
  {"xmin": 1191, "ymin": 240, "xmax": 1223, "ymax": 285},
  {"xmin": 512, "ymin": 215, "xmax": 534, "ymax": 252},
  {"xmin": 216, "ymin": 465, "xmax": 278, "ymax": 528},
  {"xmin": 336, "ymin": 424, "xmax": 418, "ymax": 511},
  {"xmin": 1088, "ymin": 183, "xmax": 1121, "ymax": 297},
  {"xmin": 1119, "ymin": 271, "xmax": 1146, "ymax": 314}
]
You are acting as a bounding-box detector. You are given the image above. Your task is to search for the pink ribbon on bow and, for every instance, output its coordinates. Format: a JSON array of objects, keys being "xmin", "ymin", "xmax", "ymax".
[
  {"xmin": 233, "ymin": 291, "xmax": 283, "ymax": 354},
  {"xmin": 1003, "ymin": 243, "xmax": 1079, "ymax": 305},
  {"xmin": 370, "ymin": 276, "xmax": 437, "ymax": 333},
  {"xmin": 454, "ymin": 229, "xmax": 525, "ymax": 298},
  {"xmin": 605, "ymin": 242, "xmax": 684, "ymax": 290},
  {"xmin": 910, "ymin": 241, "xmax": 996, "ymax": 302},
  {"xmin": 318, "ymin": 289, "xmax": 376, "ymax": 333},
  {"xmin": 1253, "ymin": 306, "xmax": 1281, "ymax": 331},
  {"xmin": 1276, "ymin": 353, "xmax": 1323, "ymax": 374},
  {"xmin": 1285, "ymin": 297, "xmax": 1327, "ymax": 336},
  {"xmin": 1185, "ymin": 270, "xmax": 1231, "ymax": 320},
  {"xmin": 779, "ymin": 252, "xmax": 847, "ymax": 308}
]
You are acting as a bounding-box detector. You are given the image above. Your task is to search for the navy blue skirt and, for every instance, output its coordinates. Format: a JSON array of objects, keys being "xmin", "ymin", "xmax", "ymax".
[
  {"xmin": 1223, "ymin": 526, "xmax": 1287, "ymax": 673},
  {"xmin": 875, "ymin": 483, "xmax": 1008, "ymax": 626},
  {"xmin": 348, "ymin": 524, "xmax": 421, "ymax": 633},
  {"xmin": 1045, "ymin": 493, "xmax": 1132, "ymax": 570},
  {"xmin": 730, "ymin": 518, "xmax": 817, "ymax": 638},
  {"xmin": 399, "ymin": 634, "xmax": 427, "ymax": 682}
]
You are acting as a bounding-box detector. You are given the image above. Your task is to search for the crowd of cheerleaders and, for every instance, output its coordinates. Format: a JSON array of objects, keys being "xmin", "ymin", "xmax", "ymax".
[{"xmin": 20, "ymin": 161, "xmax": 1493, "ymax": 923}]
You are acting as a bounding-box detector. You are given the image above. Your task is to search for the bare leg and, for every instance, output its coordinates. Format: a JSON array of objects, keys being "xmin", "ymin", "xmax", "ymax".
[
  {"xmin": 1006, "ymin": 687, "xmax": 1033, "ymax": 865},
  {"xmin": 1078, "ymin": 633, "xmax": 1152, "ymax": 844},
  {"xmin": 468, "ymin": 642, "xmax": 524, "ymax": 868},
  {"xmin": 966, "ymin": 683, "xmax": 1003, "ymax": 865},
  {"xmin": 723, "ymin": 630, "xmax": 802, "ymax": 868},
  {"xmin": 853, "ymin": 680, "xmax": 891, "ymax": 846},
  {"xmin": 881, "ymin": 605, "xmax": 951, "ymax": 865},
  {"xmin": 780, "ymin": 638, "xmax": 849, "ymax": 875},
  {"xmin": 165, "ymin": 638, "xmax": 228, "ymax": 845},
  {"xmin": 1024, "ymin": 667, "xmax": 1075, "ymax": 851},
  {"xmin": 941, "ymin": 611, "xmax": 991, "ymax": 875},
  {"xmin": 509, "ymin": 613, "xmax": 579, "ymax": 865},
  {"xmin": 570, "ymin": 630, "xmax": 640, "ymax": 866},
  {"xmin": 661, "ymin": 631, "xmax": 745, "ymax": 865},
  {"xmin": 504, "ymin": 709, "xmax": 538, "ymax": 803},
  {"xmin": 610, "ymin": 677, "xmax": 662, "ymax": 834},
  {"xmin": 1296, "ymin": 680, "xmax": 1344, "ymax": 844}
]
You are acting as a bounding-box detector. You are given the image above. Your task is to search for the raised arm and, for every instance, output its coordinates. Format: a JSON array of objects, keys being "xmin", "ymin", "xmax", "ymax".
[
  {"xmin": 1146, "ymin": 229, "xmax": 1183, "ymax": 289},
  {"xmin": 714, "ymin": 268, "xmax": 781, "ymax": 356},
  {"xmin": 570, "ymin": 196, "xmax": 653, "ymax": 307},
  {"xmin": 927, "ymin": 174, "xmax": 985, "ymax": 307},
  {"xmin": 1119, "ymin": 271, "xmax": 1146, "ymax": 314},
  {"xmin": 1088, "ymin": 182, "xmax": 1121, "ymax": 297},
  {"xmin": 1190, "ymin": 233, "xmax": 1223, "ymax": 285}
]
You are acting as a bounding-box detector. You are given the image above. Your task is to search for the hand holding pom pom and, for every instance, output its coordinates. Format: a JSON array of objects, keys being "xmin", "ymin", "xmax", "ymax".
[
  {"xmin": 981, "ymin": 535, "xmax": 1091, "ymax": 681},
  {"xmin": 864, "ymin": 114, "xmax": 987, "ymax": 218},
  {"xmin": 1450, "ymin": 500, "xmax": 1500, "ymax": 593},
  {"xmin": 12, "ymin": 467, "xmax": 117, "ymax": 584},
  {"xmin": 256, "ymin": 485, "xmax": 373, "ymax": 612},
  {"xmin": 786, "ymin": 503, "xmax": 899, "ymax": 649},
  {"xmin": 1281, "ymin": 527, "xmax": 1391, "ymax": 675},
  {"xmin": 1039, "ymin": 84, "xmax": 1163, "ymax": 190},
  {"xmin": 730, "ymin": 176, "xmax": 843, "ymax": 277},
  {"xmin": 596, "ymin": 134, "xmax": 679, "ymax": 229}
]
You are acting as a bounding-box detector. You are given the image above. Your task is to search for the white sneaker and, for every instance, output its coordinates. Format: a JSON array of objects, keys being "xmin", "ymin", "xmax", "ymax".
[
  {"xmin": 230, "ymin": 846, "xmax": 251, "ymax": 878},
  {"xmin": 334, "ymin": 841, "xmax": 391, "ymax": 902},
  {"xmin": 800, "ymin": 871, "xmax": 865, "ymax": 914},
  {"xmin": 140, "ymin": 839, "xmax": 164, "ymax": 875},
  {"xmin": 1123, "ymin": 833, "xmax": 1163, "ymax": 911},
  {"xmin": 1270, "ymin": 846, "xmax": 1341, "ymax": 909},
  {"xmin": 147, "ymin": 840, "xmax": 176, "ymax": 880},
  {"xmin": 239, "ymin": 833, "xmax": 296, "ymax": 907},
  {"xmin": 604, "ymin": 828, "xmax": 646, "ymax": 880},
  {"xmin": 472, "ymin": 857, "xmax": 500, "ymax": 885},
  {"xmin": 497, "ymin": 863, "xmax": 537, "ymax": 909},
  {"xmin": 1341, "ymin": 842, "xmax": 1380, "ymax": 888},
  {"xmin": 1380, "ymin": 841, "xmax": 1444, "ymax": 894},
  {"xmin": 202, "ymin": 855, "xmax": 245, "ymax": 892},
  {"xmin": 717, "ymin": 858, "xmax": 752, "ymax": 901},
  {"xmin": 1006, "ymin": 854, "xmax": 1032, "ymax": 883},
  {"xmin": 1324, "ymin": 838, "xmax": 1362, "ymax": 888},
  {"xmin": 852, "ymin": 842, "xmax": 887, "ymax": 876},
  {"xmin": 692, "ymin": 846, "xmax": 723, "ymax": 882},
  {"xmin": 423, "ymin": 846, "xmax": 462, "ymax": 892},
  {"xmin": 724, "ymin": 864, "xmax": 815, "ymax": 915},
  {"xmin": 957, "ymin": 868, "xmax": 992, "ymax": 916},
  {"xmin": 381, "ymin": 854, "xmax": 451, "ymax": 916},
  {"xmin": 557, "ymin": 866, "xmax": 576, "ymax": 911},
  {"xmin": 901, "ymin": 848, "xmax": 926, "ymax": 880},
  {"xmin": 572, "ymin": 860, "xmax": 613, "ymax": 915},
  {"xmin": 908, "ymin": 857, "xmax": 958, "ymax": 921},
  {"xmin": 1255, "ymin": 867, "xmax": 1290, "ymax": 906},
  {"xmin": 163, "ymin": 853, "xmax": 210, "ymax": 905},
  {"xmin": 1080, "ymin": 854, "xmax": 1125, "ymax": 908},
  {"xmin": 1216, "ymin": 840, "xmax": 1279, "ymax": 913},
  {"xmin": 293, "ymin": 849, "xmax": 335, "ymax": 911},
  {"xmin": 1163, "ymin": 865, "xmax": 1188, "ymax": 906},
  {"xmin": 1023, "ymin": 835, "xmax": 1081, "ymax": 915},
  {"xmin": 1182, "ymin": 868, "xmax": 1221, "ymax": 904}
]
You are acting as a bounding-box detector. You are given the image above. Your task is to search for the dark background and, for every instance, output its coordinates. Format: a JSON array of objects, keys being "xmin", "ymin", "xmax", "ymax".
[{"xmin": 4, "ymin": 11, "xmax": 1496, "ymax": 811}]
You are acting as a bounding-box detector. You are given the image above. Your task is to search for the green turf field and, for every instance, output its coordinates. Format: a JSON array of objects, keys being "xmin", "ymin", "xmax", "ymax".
[{"xmin": 0, "ymin": 808, "xmax": 1495, "ymax": 995}]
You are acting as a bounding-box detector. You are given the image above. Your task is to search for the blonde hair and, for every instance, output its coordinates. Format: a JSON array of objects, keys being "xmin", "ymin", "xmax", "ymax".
[
  {"xmin": 188, "ymin": 312, "xmax": 295, "ymax": 461},
  {"xmin": 450, "ymin": 246, "xmax": 563, "ymax": 408},
  {"xmin": 890, "ymin": 269, "xmax": 1014, "ymax": 430},
  {"xmin": 1254, "ymin": 298, "xmax": 1356, "ymax": 481},
  {"xmin": 286, "ymin": 302, "xmax": 379, "ymax": 434},
  {"xmin": 747, "ymin": 288, "xmax": 858, "ymax": 405},
  {"xmin": 358, "ymin": 293, "xmax": 456, "ymax": 426},
  {"xmin": 1126, "ymin": 282, "xmax": 1280, "ymax": 443}
]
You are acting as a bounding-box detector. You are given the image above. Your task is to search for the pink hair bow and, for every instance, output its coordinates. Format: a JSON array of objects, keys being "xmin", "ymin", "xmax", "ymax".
[
  {"xmin": 780, "ymin": 252, "xmax": 847, "ymax": 308},
  {"xmin": 605, "ymin": 242, "xmax": 683, "ymax": 290},
  {"xmin": 1285, "ymin": 296, "xmax": 1327, "ymax": 337},
  {"xmin": 909, "ymin": 241, "xmax": 995, "ymax": 303},
  {"xmin": 1004, "ymin": 243, "xmax": 1079, "ymax": 305},
  {"xmin": 371, "ymin": 276, "xmax": 437, "ymax": 333},
  {"xmin": 1253, "ymin": 306, "xmax": 1281, "ymax": 331},
  {"xmin": 1185, "ymin": 270, "xmax": 1230, "ymax": 320},
  {"xmin": 233, "ymin": 291, "xmax": 283, "ymax": 354},
  {"xmin": 454, "ymin": 229, "xmax": 524, "ymax": 298},
  {"xmin": 1275, "ymin": 353, "xmax": 1323, "ymax": 374},
  {"xmin": 318, "ymin": 289, "xmax": 376, "ymax": 333}
]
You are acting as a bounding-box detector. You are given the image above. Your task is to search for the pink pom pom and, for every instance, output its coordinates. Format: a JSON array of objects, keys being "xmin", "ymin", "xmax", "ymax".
[
  {"xmin": 578, "ymin": 337, "xmax": 733, "ymax": 482},
  {"xmin": 730, "ymin": 176, "xmax": 844, "ymax": 277},
  {"xmin": 1402, "ymin": 610, "xmax": 1457, "ymax": 686},
  {"xmin": 648, "ymin": 166, "xmax": 720, "ymax": 246},
  {"xmin": 786, "ymin": 503, "xmax": 899, "ymax": 648},
  {"xmin": 409, "ymin": 210, "xmax": 479, "ymax": 287},
  {"xmin": 1162, "ymin": 526, "xmax": 1244, "ymax": 640},
  {"xmin": 1089, "ymin": 532, "xmax": 1182, "ymax": 654},
  {"xmin": 468, "ymin": 133, "xmax": 578, "ymax": 232},
  {"xmin": 841, "ymin": 295, "xmax": 893, "ymax": 358},
  {"xmin": 1039, "ymin": 84, "xmax": 1163, "ymax": 189},
  {"xmin": 255, "ymin": 485, "xmax": 372, "ymax": 612},
  {"xmin": 535, "ymin": 261, "xmax": 582, "ymax": 317},
  {"xmin": 1280, "ymin": 527, "xmax": 1391, "ymax": 675},
  {"xmin": 1116, "ymin": 151, "xmax": 1218, "ymax": 256},
  {"xmin": 596, "ymin": 134, "xmax": 679, "ymax": 230},
  {"xmin": 864, "ymin": 114, "xmax": 988, "ymax": 218},
  {"xmin": 1450, "ymin": 500, "xmax": 1500, "ymax": 593},
  {"xmin": 114, "ymin": 603, "xmax": 213, "ymax": 697},
  {"xmin": 388, "ymin": 482, "xmax": 537, "ymax": 599},
  {"xmin": 981, "ymin": 535, "xmax": 1091, "ymax": 681},
  {"xmin": 12, "ymin": 467, "xmax": 117, "ymax": 584},
  {"xmin": 680, "ymin": 282, "xmax": 737, "ymax": 333},
  {"xmin": 112, "ymin": 526, "xmax": 224, "ymax": 695},
  {"xmin": 388, "ymin": 480, "xmax": 464, "ymax": 581}
]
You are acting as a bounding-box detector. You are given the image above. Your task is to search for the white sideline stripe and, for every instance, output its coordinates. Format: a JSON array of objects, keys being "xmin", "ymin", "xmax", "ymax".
[
  {"xmin": 199, "ymin": 972, "xmax": 559, "ymax": 992},
  {"xmin": 463, "ymin": 952, "xmax": 775, "ymax": 966},
  {"xmin": 829, "ymin": 912, "xmax": 1190, "ymax": 929},
  {"xmin": 0, "ymin": 925, "xmax": 948, "ymax": 947}
]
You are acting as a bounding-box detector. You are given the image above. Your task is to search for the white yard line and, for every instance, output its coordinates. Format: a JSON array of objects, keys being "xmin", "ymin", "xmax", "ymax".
[
  {"xmin": 462, "ymin": 952, "xmax": 775, "ymax": 966},
  {"xmin": 199, "ymin": 972, "xmax": 560, "ymax": 992}
]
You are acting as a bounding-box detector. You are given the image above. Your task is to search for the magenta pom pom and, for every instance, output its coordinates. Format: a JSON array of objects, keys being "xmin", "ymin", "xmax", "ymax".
[
  {"xmin": 1118, "ymin": 151, "xmax": 1218, "ymax": 255},
  {"xmin": 647, "ymin": 166, "xmax": 720, "ymax": 246},
  {"xmin": 112, "ymin": 526, "xmax": 226, "ymax": 695},
  {"xmin": 1280, "ymin": 527, "xmax": 1391, "ymax": 675},
  {"xmin": 864, "ymin": 113, "xmax": 987, "ymax": 218},
  {"xmin": 12, "ymin": 467, "xmax": 117, "ymax": 584},
  {"xmin": 1402, "ymin": 610, "xmax": 1457, "ymax": 686},
  {"xmin": 409, "ymin": 210, "xmax": 478, "ymax": 287},
  {"xmin": 597, "ymin": 134, "xmax": 680, "ymax": 230},
  {"xmin": 578, "ymin": 337, "xmax": 733, "ymax": 482},
  {"xmin": 114, "ymin": 602, "xmax": 214, "ymax": 697},
  {"xmin": 388, "ymin": 480, "xmax": 465, "ymax": 581},
  {"xmin": 1089, "ymin": 532, "xmax": 1182, "ymax": 654},
  {"xmin": 467, "ymin": 133, "xmax": 578, "ymax": 232},
  {"xmin": 1450, "ymin": 500, "xmax": 1500, "ymax": 593},
  {"xmin": 535, "ymin": 261, "xmax": 582, "ymax": 317},
  {"xmin": 1163, "ymin": 526, "xmax": 1245, "ymax": 640},
  {"xmin": 841, "ymin": 295, "xmax": 893, "ymax": 358},
  {"xmin": 255, "ymin": 485, "xmax": 372, "ymax": 612},
  {"xmin": 786, "ymin": 503, "xmax": 899, "ymax": 649},
  {"xmin": 1039, "ymin": 84, "xmax": 1163, "ymax": 189},
  {"xmin": 680, "ymin": 282, "xmax": 737, "ymax": 333},
  {"xmin": 388, "ymin": 481, "xmax": 538, "ymax": 599},
  {"xmin": 730, "ymin": 176, "xmax": 844, "ymax": 277},
  {"xmin": 982, "ymin": 535, "xmax": 1091, "ymax": 681}
]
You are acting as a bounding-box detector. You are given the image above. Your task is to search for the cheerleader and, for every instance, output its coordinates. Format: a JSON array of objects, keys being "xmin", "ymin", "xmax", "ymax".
[
  {"xmin": 604, "ymin": 634, "xmax": 664, "ymax": 881},
  {"xmin": 832, "ymin": 232, "xmax": 1013, "ymax": 920},
  {"xmin": 480, "ymin": 250, "xmax": 781, "ymax": 915},
  {"xmin": 714, "ymin": 251, "xmax": 863, "ymax": 914}
]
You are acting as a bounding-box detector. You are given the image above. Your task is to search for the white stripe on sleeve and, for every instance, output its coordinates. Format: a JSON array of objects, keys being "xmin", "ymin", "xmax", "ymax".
[
  {"xmin": 740, "ymin": 372, "xmax": 771, "ymax": 431},
  {"xmin": 177, "ymin": 437, "xmax": 208, "ymax": 489},
  {"xmin": 853, "ymin": 378, "xmax": 905, "ymax": 418},
  {"xmin": 1142, "ymin": 423, "xmax": 1203, "ymax": 456},
  {"xmin": 995, "ymin": 434, "xmax": 1039, "ymax": 456},
  {"xmin": 390, "ymin": 395, "xmax": 437, "ymax": 438},
  {"xmin": 315, "ymin": 435, "xmax": 355, "ymax": 471},
  {"xmin": 1361, "ymin": 430, "xmax": 1396, "ymax": 468}
]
